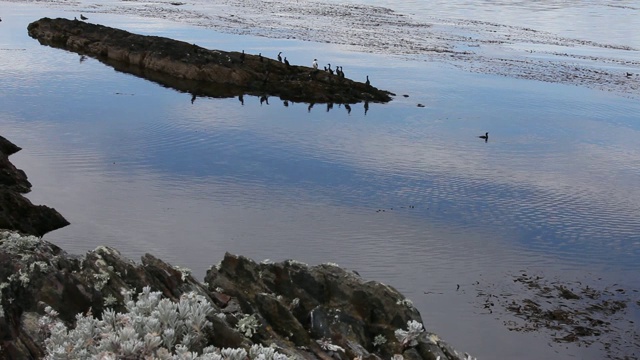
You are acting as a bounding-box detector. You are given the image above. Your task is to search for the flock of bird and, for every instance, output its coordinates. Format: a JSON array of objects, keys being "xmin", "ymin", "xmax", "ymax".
[
  {"xmin": 57, "ymin": 16, "xmax": 493, "ymax": 127},
  {"xmin": 240, "ymin": 50, "xmax": 370, "ymax": 87}
]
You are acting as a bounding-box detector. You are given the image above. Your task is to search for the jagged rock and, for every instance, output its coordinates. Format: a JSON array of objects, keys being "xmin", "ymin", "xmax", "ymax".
[
  {"xmin": 205, "ymin": 253, "xmax": 471, "ymax": 360},
  {"xmin": 27, "ymin": 18, "xmax": 395, "ymax": 104},
  {"xmin": 0, "ymin": 137, "xmax": 68, "ymax": 237},
  {"xmin": 0, "ymin": 234, "xmax": 472, "ymax": 359}
]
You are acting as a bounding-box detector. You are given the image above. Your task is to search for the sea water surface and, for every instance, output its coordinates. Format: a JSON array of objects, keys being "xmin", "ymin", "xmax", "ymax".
[{"xmin": 1, "ymin": 1, "xmax": 640, "ymax": 359}]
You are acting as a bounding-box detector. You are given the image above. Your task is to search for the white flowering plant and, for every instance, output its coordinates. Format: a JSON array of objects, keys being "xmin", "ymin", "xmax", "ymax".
[
  {"xmin": 40, "ymin": 286, "xmax": 218, "ymax": 359},
  {"xmin": 394, "ymin": 320, "xmax": 424, "ymax": 347}
]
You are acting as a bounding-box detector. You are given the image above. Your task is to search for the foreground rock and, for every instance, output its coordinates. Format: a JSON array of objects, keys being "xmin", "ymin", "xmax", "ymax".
[
  {"xmin": 0, "ymin": 136, "xmax": 69, "ymax": 237},
  {"xmin": 27, "ymin": 17, "xmax": 394, "ymax": 104},
  {"xmin": 0, "ymin": 237, "xmax": 473, "ymax": 359}
]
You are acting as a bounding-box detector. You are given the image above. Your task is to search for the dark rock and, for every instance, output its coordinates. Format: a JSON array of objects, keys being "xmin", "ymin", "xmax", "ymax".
[
  {"xmin": 0, "ymin": 138, "xmax": 69, "ymax": 236},
  {"xmin": 205, "ymin": 253, "xmax": 471, "ymax": 360},
  {"xmin": 0, "ymin": 240, "xmax": 473, "ymax": 359},
  {"xmin": 27, "ymin": 18, "xmax": 395, "ymax": 105}
]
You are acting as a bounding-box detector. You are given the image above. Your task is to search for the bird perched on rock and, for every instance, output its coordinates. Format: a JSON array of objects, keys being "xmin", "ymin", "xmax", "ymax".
[
  {"xmin": 312, "ymin": 59, "xmax": 318, "ymax": 69},
  {"xmin": 365, "ymin": 75, "xmax": 370, "ymax": 86},
  {"xmin": 284, "ymin": 57, "xmax": 290, "ymax": 66},
  {"xmin": 239, "ymin": 50, "xmax": 245, "ymax": 63},
  {"xmin": 277, "ymin": 52, "xmax": 282, "ymax": 62},
  {"xmin": 80, "ymin": 14, "xmax": 88, "ymax": 20}
]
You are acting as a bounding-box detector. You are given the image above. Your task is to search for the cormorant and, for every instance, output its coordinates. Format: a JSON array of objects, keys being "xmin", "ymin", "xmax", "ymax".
[
  {"xmin": 277, "ymin": 52, "xmax": 282, "ymax": 62},
  {"xmin": 479, "ymin": 132, "xmax": 489, "ymax": 142},
  {"xmin": 365, "ymin": 75, "xmax": 370, "ymax": 86},
  {"xmin": 80, "ymin": 14, "xmax": 88, "ymax": 20},
  {"xmin": 240, "ymin": 50, "xmax": 245, "ymax": 63},
  {"xmin": 259, "ymin": 53, "xmax": 263, "ymax": 62},
  {"xmin": 284, "ymin": 57, "xmax": 290, "ymax": 66}
]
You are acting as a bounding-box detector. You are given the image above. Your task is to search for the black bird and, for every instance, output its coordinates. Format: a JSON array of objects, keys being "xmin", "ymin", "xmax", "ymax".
[
  {"xmin": 277, "ymin": 52, "xmax": 282, "ymax": 62},
  {"xmin": 365, "ymin": 75, "xmax": 370, "ymax": 86},
  {"xmin": 259, "ymin": 53, "xmax": 263, "ymax": 62},
  {"xmin": 80, "ymin": 14, "xmax": 88, "ymax": 20},
  {"xmin": 626, "ymin": 72, "xmax": 633, "ymax": 77},
  {"xmin": 479, "ymin": 132, "xmax": 489, "ymax": 142},
  {"xmin": 239, "ymin": 50, "xmax": 245, "ymax": 63},
  {"xmin": 284, "ymin": 57, "xmax": 290, "ymax": 66}
]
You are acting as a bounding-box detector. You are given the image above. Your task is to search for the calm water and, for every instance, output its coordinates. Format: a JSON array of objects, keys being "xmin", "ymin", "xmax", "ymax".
[{"xmin": 1, "ymin": 2, "xmax": 640, "ymax": 359}]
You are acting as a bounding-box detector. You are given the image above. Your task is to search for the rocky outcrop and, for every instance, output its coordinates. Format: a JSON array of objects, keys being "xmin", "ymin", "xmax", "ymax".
[
  {"xmin": 0, "ymin": 238, "xmax": 472, "ymax": 359},
  {"xmin": 27, "ymin": 18, "xmax": 394, "ymax": 104},
  {"xmin": 0, "ymin": 136, "xmax": 69, "ymax": 237}
]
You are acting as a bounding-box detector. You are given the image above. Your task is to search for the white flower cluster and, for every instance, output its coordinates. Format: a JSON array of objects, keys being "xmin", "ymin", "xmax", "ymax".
[
  {"xmin": 316, "ymin": 338, "xmax": 345, "ymax": 353},
  {"xmin": 41, "ymin": 286, "xmax": 220, "ymax": 359},
  {"xmin": 173, "ymin": 266, "xmax": 192, "ymax": 281},
  {"xmin": 396, "ymin": 298, "xmax": 413, "ymax": 308},
  {"xmin": 0, "ymin": 232, "xmax": 53, "ymax": 314},
  {"xmin": 0, "ymin": 231, "xmax": 41, "ymax": 254},
  {"xmin": 372, "ymin": 334, "xmax": 387, "ymax": 347},
  {"xmin": 394, "ymin": 320, "xmax": 424, "ymax": 347},
  {"xmin": 236, "ymin": 313, "xmax": 260, "ymax": 338}
]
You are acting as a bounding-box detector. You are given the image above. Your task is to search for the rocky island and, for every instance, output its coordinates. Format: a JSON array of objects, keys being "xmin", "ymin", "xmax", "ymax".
[
  {"xmin": 0, "ymin": 136, "xmax": 472, "ymax": 359},
  {"xmin": 27, "ymin": 18, "xmax": 394, "ymax": 104}
]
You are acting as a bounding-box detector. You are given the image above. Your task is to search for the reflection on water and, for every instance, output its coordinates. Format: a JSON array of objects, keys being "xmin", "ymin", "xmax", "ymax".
[{"xmin": 2, "ymin": 4, "xmax": 640, "ymax": 360}]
